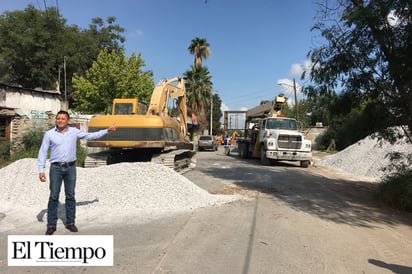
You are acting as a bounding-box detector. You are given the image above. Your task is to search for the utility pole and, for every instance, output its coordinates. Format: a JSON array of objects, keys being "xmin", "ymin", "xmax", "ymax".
[
  {"xmin": 210, "ymin": 92, "xmax": 213, "ymax": 135},
  {"xmin": 64, "ymin": 56, "xmax": 67, "ymax": 102},
  {"xmin": 293, "ymin": 78, "xmax": 298, "ymax": 121}
]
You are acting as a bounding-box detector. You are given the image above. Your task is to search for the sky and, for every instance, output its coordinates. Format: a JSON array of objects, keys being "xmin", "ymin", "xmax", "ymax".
[{"xmin": 1, "ymin": 0, "xmax": 324, "ymax": 112}]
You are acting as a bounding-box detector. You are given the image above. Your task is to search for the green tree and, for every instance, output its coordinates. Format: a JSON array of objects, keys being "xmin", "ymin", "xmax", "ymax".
[
  {"xmin": 64, "ymin": 16, "xmax": 125, "ymax": 104},
  {"xmin": 188, "ymin": 37, "xmax": 210, "ymax": 67},
  {"xmin": 0, "ymin": 5, "xmax": 125, "ymax": 106},
  {"xmin": 307, "ymin": 0, "xmax": 412, "ymax": 143},
  {"xmin": 184, "ymin": 65, "xmax": 213, "ymax": 132},
  {"xmin": 0, "ymin": 5, "xmax": 66, "ymax": 89},
  {"xmin": 87, "ymin": 17, "xmax": 125, "ymax": 53},
  {"xmin": 302, "ymin": 85, "xmax": 337, "ymax": 127},
  {"xmin": 72, "ymin": 48, "xmax": 154, "ymax": 114}
]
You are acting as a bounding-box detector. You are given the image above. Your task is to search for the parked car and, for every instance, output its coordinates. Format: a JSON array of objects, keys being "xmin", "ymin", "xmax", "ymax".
[{"xmin": 198, "ymin": 135, "xmax": 218, "ymax": 151}]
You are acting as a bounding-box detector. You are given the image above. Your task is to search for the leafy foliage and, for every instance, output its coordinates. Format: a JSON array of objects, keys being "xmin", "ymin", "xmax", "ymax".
[
  {"xmin": 379, "ymin": 169, "xmax": 412, "ymax": 211},
  {"xmin": 72, "ymin": 49, "xmax": 154, "ymax": 114},
  {"xmin": 21, "ymin": 129, "xmax": 44, "ymax": 150},
  {"xmin": 0, "ymin": 5, "xmax": 66, "ymax": 89},
  {"xmin": 307, "ymin": 1, "xmax": 412, "ymax": 211},
  {"xmin": 184, "ymin": 65, "xmax": 213, "ymax": 131},
  {"xmin": 187, "ymin": 37, "xmax": 211, "ymax": 67},
  {"xmin": 0, "ymin": 5, "xmax": 125, "ymax": 107},
  {"xmin": 318, "ymin": 98, "xmax": 396, "ymax": 150},
  {"xmin": 307, "ymin": 0, "xmax": 412, "ymax": 143},
  {"xmin": 9, "ymin": 128, "xmax": 44, "ymax": 161},
  {"xmin": 0, "ymin": 142, "xmax": 10, "ymax": 161}
]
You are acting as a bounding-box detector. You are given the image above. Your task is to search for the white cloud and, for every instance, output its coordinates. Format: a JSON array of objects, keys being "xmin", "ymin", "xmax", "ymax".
[
  {"xmin": 289, "ymin": 59, "xmax": 313, "ymax": 79},
  {"xmin": 128, "ymin": 29, "xmax": 144, "ymax": 38},
  {"xmin": 290, "ymin": 64, "xmax": 303, "ymax": 77},
  {"xmin": 220, "ymin": 102, "xmax": 229, "ymax": 112},
  {"xmin": 220, "ymin": 102, "xmax": 247, "ymax": 112}
]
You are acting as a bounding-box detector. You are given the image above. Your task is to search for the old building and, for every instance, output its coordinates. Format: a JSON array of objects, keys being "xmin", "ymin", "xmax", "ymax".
[{"xmin": 0, "ymin": 83, "xmax": 63, "ymax": 152}]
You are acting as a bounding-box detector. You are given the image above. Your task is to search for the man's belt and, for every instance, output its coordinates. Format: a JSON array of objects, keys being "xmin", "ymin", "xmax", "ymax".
[{"xmin": 51, "ymin": 161, "xmax": 76, "ymax": 168}]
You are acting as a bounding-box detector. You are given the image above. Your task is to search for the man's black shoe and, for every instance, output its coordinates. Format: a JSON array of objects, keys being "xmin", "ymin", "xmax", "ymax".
[
  {"xmin": 65, "ymin": 224, "xmax": 78, "ymax": 232},
  {"xmin": 45, "ymin": 227, "xmax": 56, "ymax": 235}
]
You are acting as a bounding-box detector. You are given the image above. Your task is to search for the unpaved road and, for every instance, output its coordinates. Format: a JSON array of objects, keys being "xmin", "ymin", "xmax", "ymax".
[{"xmin": 1, "ymin": 147, "xmax": 412, "ymax": 273}]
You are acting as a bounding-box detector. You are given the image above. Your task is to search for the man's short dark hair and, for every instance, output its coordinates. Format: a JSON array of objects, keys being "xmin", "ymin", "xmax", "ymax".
[{"xmin": 57, "ymin": 110, "xmax": 70, "ymax": 119}]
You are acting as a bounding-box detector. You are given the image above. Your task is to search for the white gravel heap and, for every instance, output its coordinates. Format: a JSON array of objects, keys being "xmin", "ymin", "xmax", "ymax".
[
  {"xmin": 0, "ymin": 159, "xmax": 240, "ymax": 231},
  {"xmin": 316, "ymin": 131, "xmax": 412, "ymax": 181}
]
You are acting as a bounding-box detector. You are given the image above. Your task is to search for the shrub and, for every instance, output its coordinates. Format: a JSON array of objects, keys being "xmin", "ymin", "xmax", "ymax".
[
  {"xmin": 0, "ymin": 142, "xmax": 10, "ymax": 160},
  {"xmin": 22, "ymin": 129, "xmax": 44, "ymax": 150},
  {"xmin": 76, "ymin": 143, "xmax": 88, "ymax": 167},
  {"xmin": 10, "ymin": 129, "xmax": 45, "ymax": 161},
  {"xmin": 378, "ymin": 169, "xmax": 412, "ymax": 211}
]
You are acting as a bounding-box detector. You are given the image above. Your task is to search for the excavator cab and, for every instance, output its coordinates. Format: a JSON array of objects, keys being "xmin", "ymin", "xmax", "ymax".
[{"xmin": 112, "ymin": 98, "xmax": 147, "ymax": 115}]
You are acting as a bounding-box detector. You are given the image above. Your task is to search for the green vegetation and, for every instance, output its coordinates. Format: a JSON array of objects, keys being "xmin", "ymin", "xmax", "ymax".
[
  {"xmin": 72, "ymin": 48, "xmax": 154, "ymax": 114},
  {"xmin": 187, "ymin": 37, "xmax": 210, "ymax": 67},
  {"xmin": 0, "ymin": 142, "xmax": 11, "ymax": 167},
  {"xmin": 306, "ymin": 1, "xmax": 411, "ymax": 143},
  {"xmin": 0, "ymin": 5, "xmax": 125, "ymax": 107},
  {"xmin": 306, "ymin": 0, "xmax": 412, "ymax": 211},
  {"xmin": 379, "ymin": 170, "xmax": 412, "ymax": 211},
  {"xmin": 185, "ymin": 37, "xmax": 222, "ymax": 135}
]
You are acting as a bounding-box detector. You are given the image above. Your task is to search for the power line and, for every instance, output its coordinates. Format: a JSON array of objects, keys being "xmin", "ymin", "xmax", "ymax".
[
  {"xmin": 35, "ymin": 0, "xmax": 42, "ymax": 10},
  {"xmin": 55, "ymin": 0, "xmax": 60, "ymax": 15},
  {"xmin": 222, "ymin": 86, "xmax": 280, "ymax": 107}
]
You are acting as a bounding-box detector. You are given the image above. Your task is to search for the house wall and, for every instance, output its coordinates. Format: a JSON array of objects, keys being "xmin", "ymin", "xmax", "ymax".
[
  {"xmin": 0, "ymin": 84, "xmax": 62, "ymax": 153},
  {"xmin": 0, "ymin": 85, "xmax": 61, "ymax": 118}
]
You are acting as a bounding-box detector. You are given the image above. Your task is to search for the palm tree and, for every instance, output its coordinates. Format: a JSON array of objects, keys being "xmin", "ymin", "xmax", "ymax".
[
  {"xmin": 184, "ymin": 65, "xmax": 212, "ymax": 131},
  {"xmin": 188, "ymin": 37, "xmax": 210, "ymax": 67}
]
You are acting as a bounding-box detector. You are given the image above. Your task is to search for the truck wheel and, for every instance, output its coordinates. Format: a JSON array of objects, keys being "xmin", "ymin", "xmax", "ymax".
[
  {"xmin": 300, "ymin": 160, "xmax": 310, "ymax": 168},
  {"xmin": 260, "ymin": 146, "xmax": 271, "ymax": 166}
]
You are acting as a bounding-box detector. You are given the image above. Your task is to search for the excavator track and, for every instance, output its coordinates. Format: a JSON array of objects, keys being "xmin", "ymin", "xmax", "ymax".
[
  {"xmin": 151, "ymin": 149, "xmax": 196, "ymax": 174},
  {"xmin": 84, "ymin": 149, "xmax": 196, "ymax": 174},
  {"xmin": 84, "ymin": 151, "xmax": 109, "ymax": 168}
]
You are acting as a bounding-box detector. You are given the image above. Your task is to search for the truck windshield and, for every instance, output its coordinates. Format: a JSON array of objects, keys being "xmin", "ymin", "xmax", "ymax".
[{"xmin": 266, "ymin": 118, "xmax": 297, "ymax": 130}]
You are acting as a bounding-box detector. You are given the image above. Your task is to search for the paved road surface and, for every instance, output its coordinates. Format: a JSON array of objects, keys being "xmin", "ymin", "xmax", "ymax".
[{"xmin": 1, "ymin": 146, "xmax": 412, "ymax": 273}]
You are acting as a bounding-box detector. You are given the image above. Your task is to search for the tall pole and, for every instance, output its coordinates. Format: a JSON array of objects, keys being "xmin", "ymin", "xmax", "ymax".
[
  {"xmin": 64, "ymin": 56, "xmax": 67, "ymax": 101},
  {"xmin": 210, "ymin": 92, "xmax": 213, "ymax": 135},
  {"xmin": 293, "ymin": 78, "xmax": 298, "ymax": 121}
]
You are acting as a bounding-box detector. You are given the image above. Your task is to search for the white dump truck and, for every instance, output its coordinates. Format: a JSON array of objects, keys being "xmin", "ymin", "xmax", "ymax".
[{"xmin": 236, "ymin": 95, "xmax": 312, "ymax": 167}]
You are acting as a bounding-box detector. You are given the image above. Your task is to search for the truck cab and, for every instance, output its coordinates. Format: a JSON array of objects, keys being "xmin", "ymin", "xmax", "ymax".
[
  {"xmin": 258, "ymin": 117, "xmax": 312, "ymax": 167},
  {"xmin": 237, "ymin": 95, "xmax": 312, "ymax": 167}
]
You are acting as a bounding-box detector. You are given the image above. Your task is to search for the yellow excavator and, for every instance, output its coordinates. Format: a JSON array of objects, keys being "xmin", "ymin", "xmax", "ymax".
[{"xmin": 85, "ymin": 77, "xmax": 195, "ymax": 172}]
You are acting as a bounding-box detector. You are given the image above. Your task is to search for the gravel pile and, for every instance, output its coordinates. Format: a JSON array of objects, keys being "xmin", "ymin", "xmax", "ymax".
[
  {"xmin": 315, "ymin": 132, "xmax": 412, "ymax": 181},
  {"xmin": 0, "ymin": 159, "xmax": 240, "ymax": 231}
]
